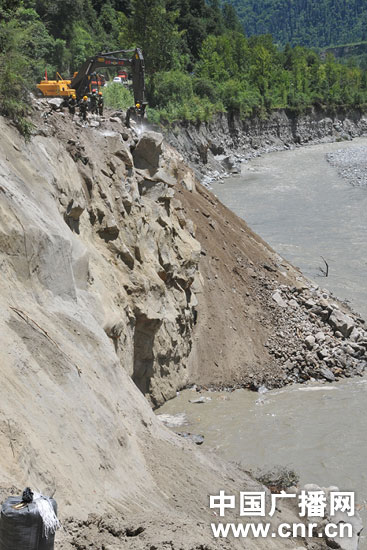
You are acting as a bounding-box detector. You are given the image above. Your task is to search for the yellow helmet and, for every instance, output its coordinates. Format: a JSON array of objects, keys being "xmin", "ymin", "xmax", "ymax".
[
  {"xmin": 136, "ymin": 103, "xmax": 141, "ymax": 108},
  {"xmin": 83, "ymin": 96, "xmax": 88, "ymax": 101},
  {"xmin": 72, "ymin": 94, "xmax": 76, "ymax": 99}
]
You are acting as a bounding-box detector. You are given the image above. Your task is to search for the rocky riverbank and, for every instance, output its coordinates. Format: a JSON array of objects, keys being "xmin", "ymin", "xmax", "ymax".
[
  {"xmin": 265, "ymin": 283, "xmax": 367, "ymax": 384},
  {"xmin": 327, "ymin": 144, "xmax": 367, "ymax": 186},
  {"xmin": 165, "ymin": 108, "xmax": 367, "ymax": 181},
  {"xmin": 176, "ymin": 183, "xmax": 367, "ymax": 392}
]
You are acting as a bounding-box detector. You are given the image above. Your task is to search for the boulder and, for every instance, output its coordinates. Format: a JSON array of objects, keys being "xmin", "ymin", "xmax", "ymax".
[
  {"xmin": 328, "ymin": 310, "xmax": 355, "ymax": 338},
  {"xmin": 176, "ymin": 432, "xmax": 204, "ymax": 445},
  {"xmin": 305, "ymin": 335, "xmax": 316, "ymax": 350},
  {"xmin": 315, "ymin": 331, "xmax": 326, "ymax": 343},
  {"xmin": 113, "ymin": 144, "xmax": 134, "ymax": 168},
  {"xmin": 317, "ymin": 348, "xmax": 329, "ymax": 359},
  {"xmin": 132, "ymin": 131, "xmax": 164, "ymax": 173},
  {"xmin": 47, "ymin": 98, "xmax": 63, "ymax": 109},
  {"xmin": 189, "ymin": 396, "xmax": 206, "ymax": 404},
  {"xmin": 349, "ymin": 327, "xmax": 362, "ymax": 342},
  {"xmin": 272, "ymin": 291, "xmax": 287, "ymax": 308},
  {"xmin": 319, "ymin": 366, "xmax": 335, "ymax": 382}
]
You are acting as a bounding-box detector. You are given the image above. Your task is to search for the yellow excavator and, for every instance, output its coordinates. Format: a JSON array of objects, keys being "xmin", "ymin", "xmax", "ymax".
[{"xmin": 37, "ymin": 48, "xmax": 146, "ymax": 121}]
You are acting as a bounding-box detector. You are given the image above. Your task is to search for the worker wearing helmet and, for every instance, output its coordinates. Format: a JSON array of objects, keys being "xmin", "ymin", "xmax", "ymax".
[
  {"xmin": 97, "ymin": 91, "xmax": 104, "ymax": 116},
  {"xmin": 68, "ymin": 93, "xmax": 77, "ymax": 116},
  {"xmin": 79, "ymin": 95, "xmax": 89, "ymax": 121},
  {"xmin": 90, "ymin": 89, "xmax": 98, "ymax": 114}
]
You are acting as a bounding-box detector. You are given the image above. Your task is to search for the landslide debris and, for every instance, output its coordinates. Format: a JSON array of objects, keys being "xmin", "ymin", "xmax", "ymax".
[
  {"xmin": 177, "ymin": 183, "xmax": 366, "ymax": 390},
  {"xmin": 0, "ymin": 98, "xmax": 363, "ymax": 550}
]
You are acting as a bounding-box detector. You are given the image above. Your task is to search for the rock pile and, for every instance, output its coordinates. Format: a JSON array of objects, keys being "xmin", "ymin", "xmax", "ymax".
[{"xmin": 265, "ymin": 283, "xmax": 366, "ymax": 384}]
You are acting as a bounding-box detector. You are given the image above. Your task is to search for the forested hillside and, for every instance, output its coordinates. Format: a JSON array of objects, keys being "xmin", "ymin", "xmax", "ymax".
[
  {"xmin": 230, "ymin": 0, "xmax": 367, "ymax": 47},
  {"xmin": 2, "ymin": 0, "xmax": 367, "ymax": 134}
]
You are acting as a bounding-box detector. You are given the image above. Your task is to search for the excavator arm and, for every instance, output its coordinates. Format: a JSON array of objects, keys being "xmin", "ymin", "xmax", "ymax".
[
  {"xmin": 70, "ymin": 48, "xmax": 146, "ymax": 111},
  {"xmin": 37, "ymin": 47, "xmax": 147, "ymax": 124}
]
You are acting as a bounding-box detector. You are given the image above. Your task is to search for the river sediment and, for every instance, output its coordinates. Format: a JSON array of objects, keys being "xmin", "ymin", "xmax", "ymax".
[{"xmin": 327, "ymin": 145, "xmax": 367, "ymax": 186}]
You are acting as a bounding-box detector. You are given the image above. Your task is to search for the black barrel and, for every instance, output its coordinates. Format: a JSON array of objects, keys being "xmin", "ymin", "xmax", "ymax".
[{"xmin": 0, "ymin": 495, "xmax": 57, "ymax": 550}]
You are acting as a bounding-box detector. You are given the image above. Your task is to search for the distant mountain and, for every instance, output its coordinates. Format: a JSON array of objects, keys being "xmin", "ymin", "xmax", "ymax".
[{"xmin": 230, "ymin": 0, "xmax": 367, "ymax": 47}]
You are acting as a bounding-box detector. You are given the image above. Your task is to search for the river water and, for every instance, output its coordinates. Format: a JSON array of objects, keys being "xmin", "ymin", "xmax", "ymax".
[
  {"xmin": 212, "ymin": 139, "xmax": 367, "ymax": 320},
  {"xmin": 157, "ymin": 139, "xmax": 367, "ymax": 544}
]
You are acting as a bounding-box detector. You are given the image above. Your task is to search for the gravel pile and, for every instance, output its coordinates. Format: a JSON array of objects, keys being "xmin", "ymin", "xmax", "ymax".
[{"xmin": 326, "ymin": 146, "xmax": 367, "ymax": 186}]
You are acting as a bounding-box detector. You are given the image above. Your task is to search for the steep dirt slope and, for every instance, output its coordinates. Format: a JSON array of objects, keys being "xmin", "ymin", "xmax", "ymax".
[
  {"xmin": 178, "ymin": 183, "xmax": 297, "ymax": 388},
  {"xmin": 0, "ymin": 106, "xmax": 325, "ymax": 550}
]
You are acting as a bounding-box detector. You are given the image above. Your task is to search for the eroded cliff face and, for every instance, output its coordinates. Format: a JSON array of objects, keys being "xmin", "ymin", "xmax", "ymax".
[
  {"xmin": 166, "ymin": 108, "xmax": 367, "ymax": 176},
  {"xmin": 0, "ymin": 102, "xmax": 206, "ymax": 514},
  {"xmin": 0, "ymin": 111, "xmax": 201, "ymax": 410}
]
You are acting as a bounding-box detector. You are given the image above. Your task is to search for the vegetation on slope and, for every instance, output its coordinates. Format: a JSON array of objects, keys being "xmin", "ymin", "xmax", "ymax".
[
  {"xmin": 230, "ymin": 0, "xmax": 367, "ymax": 48},
  {"xmin": 2, "ymin": 0, "xmax": 367, "ymax": 131}
]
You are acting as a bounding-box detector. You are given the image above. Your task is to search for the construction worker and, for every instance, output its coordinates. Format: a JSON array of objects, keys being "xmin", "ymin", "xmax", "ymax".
[
  {"xmin": 68, "ymin": 94, "xmax": 77, "ymax": 116},
  {"xmin": 89, "ymin": 89, "xmax": 98, "ymax": 114},
  {"xmin": 97, "ymin": 91, "xmax": 104, "ymax": 116},
  {"xmin": 79, "ymin": 96, "xmax": 88, "ymax": 121}
]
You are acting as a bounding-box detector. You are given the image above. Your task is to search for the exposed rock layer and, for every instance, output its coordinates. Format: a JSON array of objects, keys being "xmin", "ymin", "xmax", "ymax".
[{"xmin": 166, "ymin": 108, "xmax": 367, "ymax": 176}]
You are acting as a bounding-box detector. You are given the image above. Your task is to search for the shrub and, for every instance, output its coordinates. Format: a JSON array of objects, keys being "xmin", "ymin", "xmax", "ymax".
[
  {"xmin": 147, "ymin": 70, "xmax": 193, "ymax": 108},
  {"xmin": 193, "ymin": 77, "xmax": 220, "ymax": 102},
  {"xmin": 103, "ymin": 82, "xmax": 134, "ymax": 110},
  {"xmin": 220, "ymin": 79, "xmax": 260, "ymax": 117}
]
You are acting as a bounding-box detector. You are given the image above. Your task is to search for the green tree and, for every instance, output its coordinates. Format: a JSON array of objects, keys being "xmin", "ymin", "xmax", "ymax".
[
  {"xmin": 0, "ymin": 14, "xmax": 33, "ymax": 137},
  {"xmin": 69, "ymin": 24, "xmax": 96, "ymax": 69},
  {"xmin": 130, "ymin": 0, "xmax": 182, "ymax": 72},
  {"xmin": 222, "ymin": 3, "xmax": 242, "ymax": 32}
]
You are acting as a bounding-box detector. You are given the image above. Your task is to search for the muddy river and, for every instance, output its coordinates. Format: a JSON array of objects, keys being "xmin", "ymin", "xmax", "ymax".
[
  {"xmin": 157, "ymin": 139, "xmax": 367, "ymax": 545},
  {"xmin": 212, "ymin": 139, "xmax": 367, "ymax": 319}
]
